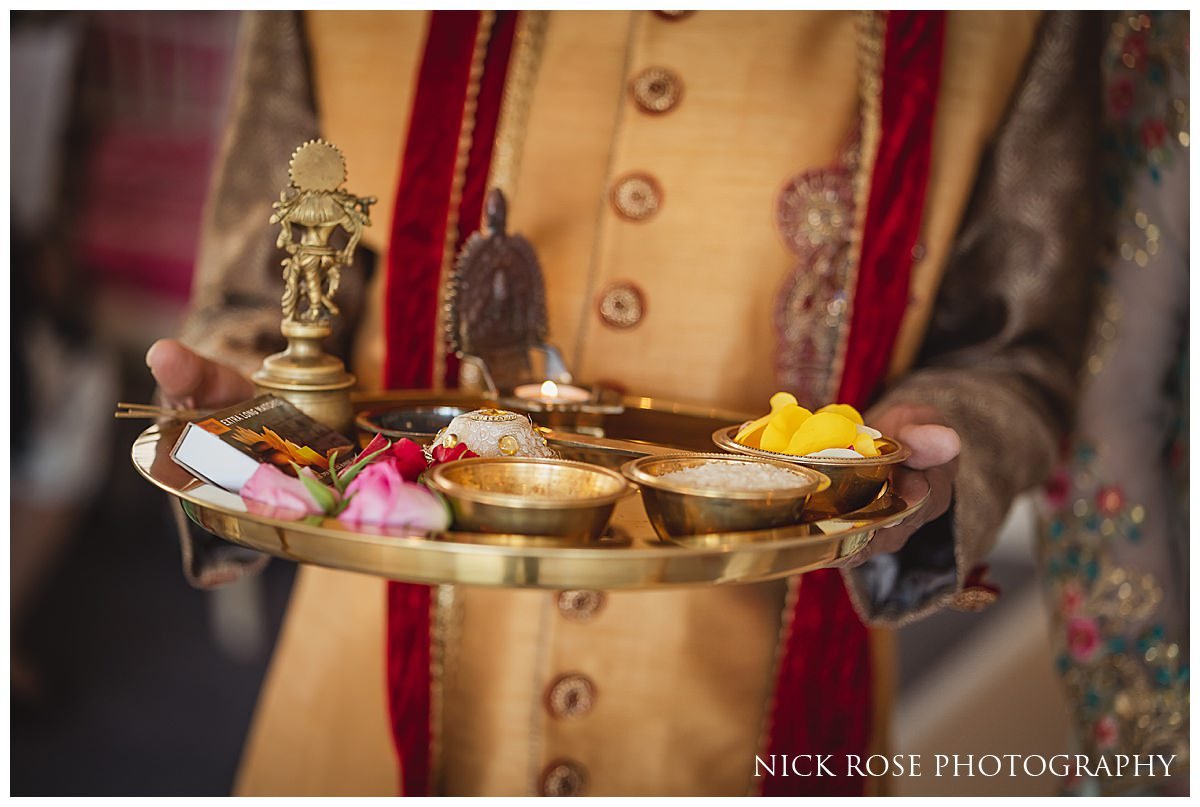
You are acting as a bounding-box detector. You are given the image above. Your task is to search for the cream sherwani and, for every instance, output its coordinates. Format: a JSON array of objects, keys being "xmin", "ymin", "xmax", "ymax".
[{"xmin": 176, "ymin": 10, "xmax": 1098, "ymax": 796}]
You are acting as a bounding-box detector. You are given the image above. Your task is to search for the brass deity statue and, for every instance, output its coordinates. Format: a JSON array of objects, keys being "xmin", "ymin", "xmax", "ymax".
[
  {"xmin": 271, "ymin": 140, "xmax": 375, "ymax": 324},
  {"xmin": 253, "ymin": 140, "xmax": 374, "ymax": 433}
]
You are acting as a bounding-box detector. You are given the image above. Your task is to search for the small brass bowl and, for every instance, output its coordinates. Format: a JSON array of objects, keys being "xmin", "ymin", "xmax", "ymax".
[
  {"xmin": 356, "ymin": 405, "xmax": 474, "ymax": 443},
  {"xmin": 424, "ymin": 457, "xmax": 632, "ymax": 540},
  {"xmin": 712, "ymin": 426, "xmax": 911, "ymax": 518},
  {"xmin": 621, "ymin": 453, "xmax": 830, "ymax": 539}
]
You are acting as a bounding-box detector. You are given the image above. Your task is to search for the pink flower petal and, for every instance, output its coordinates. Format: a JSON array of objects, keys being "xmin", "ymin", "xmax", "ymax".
[
  {"xmin": 340, "ymin": 462, "xmax": 450, "ymax": 531},
  {"xmin": 240, "ymin": 464, "xmax": 327, "ymax": 517}
]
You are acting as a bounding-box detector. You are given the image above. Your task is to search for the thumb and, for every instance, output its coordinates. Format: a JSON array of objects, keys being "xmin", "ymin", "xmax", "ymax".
[
  {"xmin": 146, "ymin": 339, "xmax": 205, "ymax": 403},
  {"xmin": 146, "ymin": 338, "xmax": 254, "ymax": 409},
  {"xmin": 898, "ymin": 423, "xmax": 961, "ymax": 470}
]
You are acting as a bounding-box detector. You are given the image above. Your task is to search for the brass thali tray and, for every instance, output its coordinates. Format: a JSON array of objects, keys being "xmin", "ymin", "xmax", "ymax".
[{"xmin": 132, "ymin": 391, "xmax": 929, "ymax": 590}]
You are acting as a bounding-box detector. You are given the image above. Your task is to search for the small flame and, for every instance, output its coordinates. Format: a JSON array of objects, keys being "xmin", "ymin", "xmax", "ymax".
[{"xmin": 540, "ymin": 380, "xmax": 559, "ymax": 398}]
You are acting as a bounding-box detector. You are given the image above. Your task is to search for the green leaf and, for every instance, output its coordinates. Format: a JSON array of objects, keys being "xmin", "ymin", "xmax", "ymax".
[
  {"xmin": 329, "ymin": 494, "xmax": 350, "ymax": 517},
  {"xmin": 301, "ymin": 514, "xmax": 324, "ymax": 526},
  {"xmin": 291, "ymin": 462, "xmax": 338, "ymax": 514},
  {"xmin": 327, "ymin": 449, "xmax": 345, "ymax": 493}
]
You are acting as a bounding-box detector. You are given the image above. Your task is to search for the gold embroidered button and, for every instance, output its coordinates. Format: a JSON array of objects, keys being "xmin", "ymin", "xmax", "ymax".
[
  {"xmin": 540, "ymin": 759, "xmax": 587, "ymax": 796},
  {"xmin": 597, "ymin": 281, "xmax": 646, "ymax": 329},
  {"xmin": 557, "ymin": 590, "xmax": 607, "ymax": 622},
  {"xmin": 546, "ymin": 673, "xmax": 597, "ymax": 719},
  {"xmin": 630, "ymin": 67, "xmax": 684, "ymax": 114},
  {"xmin": 610, "ymin": 172, "xmax": 662, "ymax": 221}
]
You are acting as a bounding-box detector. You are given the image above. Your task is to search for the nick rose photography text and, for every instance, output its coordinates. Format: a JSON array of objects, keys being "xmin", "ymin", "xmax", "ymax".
[{"xmin": 753, "ymin": 754, "xmax": 1177, "ymax": 779}]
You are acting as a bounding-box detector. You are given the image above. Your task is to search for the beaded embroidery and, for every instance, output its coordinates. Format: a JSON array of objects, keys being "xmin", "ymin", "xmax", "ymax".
[
  {"xmin": 1041, "ymin": 445, "xmax": 1188, "ymax": 788},
  {"xmin": 772, "ymin": 136, "xmax": 859, "ymax": 408}
]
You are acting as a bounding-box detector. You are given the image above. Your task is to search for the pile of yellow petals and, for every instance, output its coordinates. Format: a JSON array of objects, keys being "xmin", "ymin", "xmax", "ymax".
[{"xmin": 734, "ymin": 393, "xmax": 882, "ymax": 457}]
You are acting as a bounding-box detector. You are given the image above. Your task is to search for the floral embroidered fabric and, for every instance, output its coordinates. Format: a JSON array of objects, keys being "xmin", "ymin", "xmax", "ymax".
[
  {"xmin": 773, "ymin": 135, "xmax": 860, "ymax": 408},
  {"xmin": 1038, "ymin": 10, "xmax": 1189, "ymax": 794}
]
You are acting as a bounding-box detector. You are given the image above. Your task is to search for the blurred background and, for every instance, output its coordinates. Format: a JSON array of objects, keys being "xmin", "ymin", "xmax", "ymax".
[
  {"xmin": 11, "ymin": 11, "xmax": 296, "ymax": 795},
  {"xmin": 6, "ymin": 9, "xmax": 1137, "ymax": 797}
]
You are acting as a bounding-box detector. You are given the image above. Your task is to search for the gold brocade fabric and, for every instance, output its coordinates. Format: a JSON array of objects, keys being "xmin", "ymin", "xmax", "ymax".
[
  {"xmin": 173, "ymin": 10, "xmax": 1101, "ymax": 796},
  {"xmin": 439, "ymin": 584, "xmax": 787, "ymax": 795},
  {"xmin": 234, "ymin": 567, "xmax": 396, "ymax": 796}
]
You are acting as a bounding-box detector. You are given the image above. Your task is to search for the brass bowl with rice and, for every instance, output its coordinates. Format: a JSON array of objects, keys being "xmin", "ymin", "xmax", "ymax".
[
  {"xmin": 711, "ymin": 426, "xmax": 910, "ymax": 518},
  {"xmin": 620, "ymin": 453, "xmax": 830, "ymax": 540}
]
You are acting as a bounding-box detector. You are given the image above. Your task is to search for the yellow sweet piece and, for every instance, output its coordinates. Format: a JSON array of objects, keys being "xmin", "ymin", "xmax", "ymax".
[
  {"xmin": 760, "ymin": 404, "xmax": 812, "ymax": 452},
  {"xmin": 746, "ymin": 395, "xmax": 883, "ymax": 457},
  {"xmin": 737, "ymin": 392, "xmax": 800, "ymax": 447},
  {"xmin": 772, "ymin": 403, "xmax": 812, "ymax": 431},
  {"xmin": 853, "ymin": 432, "xmax": 880, "ymax": 457},
  {"xmin": 760, "ymin": 424, "xmax": 790, "ymax": 453},
  {"xmin": 769, "ymin": 391, "xmax": 798, "ymax": 412},
  {"xmin": 816, "ymin": 403, "xmax": 864, "ymax": 426},
  {"xmin": 785, "ymin": 412, "xmax": 858, "ymax": 456},
  {"xmin": 735, "ymin": 413, "xmax": 771, "ymax": 446}
]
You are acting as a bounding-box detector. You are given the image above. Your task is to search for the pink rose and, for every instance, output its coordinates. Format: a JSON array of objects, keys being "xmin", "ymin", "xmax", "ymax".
[
  {"xmin": 1066, "ymin": 616, "xmax": 1102, "ymax": 663},
  {"xmin": 240, "ymin": 464, "xmax": 335, "ymax": 518},
  {"xmin": 340, "ymin": 461, "xmax": 450, "ymax": 531}
]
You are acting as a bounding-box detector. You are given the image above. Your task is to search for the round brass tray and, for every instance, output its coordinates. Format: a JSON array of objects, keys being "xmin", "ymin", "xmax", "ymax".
[{"xmin": 132, "ymin": 393, "xmax": 930, "ymax": 590}]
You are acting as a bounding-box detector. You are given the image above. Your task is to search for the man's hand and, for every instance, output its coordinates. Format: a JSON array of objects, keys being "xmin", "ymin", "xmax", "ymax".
[
  {"xmin": 146, "ymin": 339, "xmax": 254, "ymax": 411},
  {"xmin": 842, "ymin": 403, "xmax": 961, "ymax": 567}
]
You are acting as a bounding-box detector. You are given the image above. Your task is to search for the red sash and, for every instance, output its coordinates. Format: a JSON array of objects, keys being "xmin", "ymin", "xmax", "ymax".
[
  {"xmin": 381, "ymin": 11, "xmax": 517, "ymax": 797},
  {"xmin": 762, "ymin": 11, "xmax": 945, "ymax": 797},
  {"xmin": 381, "ymin": 10, "xmax": 944, "ymax": 796}
]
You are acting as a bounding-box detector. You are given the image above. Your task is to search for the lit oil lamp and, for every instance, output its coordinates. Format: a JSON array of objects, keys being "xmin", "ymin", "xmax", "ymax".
[
  {"xmin": 513, "ymin": 380, "xmax": 592, "ymax": 406},
  {"xmin": 503, "ymin": 379, "xmax": 619, "ymax": 437}
]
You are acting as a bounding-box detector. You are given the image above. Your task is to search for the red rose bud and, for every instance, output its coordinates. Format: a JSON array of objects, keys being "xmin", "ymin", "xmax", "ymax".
[
  {"xmin": 431, "ymin": 442, "xmax": 479, "ymax": 465},
  {"xmin": 386, "ymin": 437, "xmax": 431, "ymax": 482},
  {"xmin": 359, "ymin": 433, "xmax": 390, "ymax": 459}
]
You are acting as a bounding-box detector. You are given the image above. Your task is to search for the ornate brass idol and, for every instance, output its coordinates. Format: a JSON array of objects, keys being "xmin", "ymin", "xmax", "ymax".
[
  {"xmin": 445, "ymin": 188, "xmax": 569, "ymax": 394},
  {"xmin": 252, "ymin": 140, "xmax": 375, "ymax": 432}
]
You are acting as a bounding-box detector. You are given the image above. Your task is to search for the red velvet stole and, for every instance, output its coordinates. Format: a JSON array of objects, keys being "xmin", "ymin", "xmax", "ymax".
[
  {"xmin": 839, "ymin": 12, "xmax": 946, "ymax": 408},
  {"xmin": 383, "ymin": 10, "xmax": 517, "ymax": 391},
  {"xmin": 761, "ymin": 12, "xmax": 946, "ymax": 797},
  {"xmin": 381, "ymin": 10, "xmax": 944, "ymax": 797},
  {"xmin": 381, "ymin": 10, "xmax": 517, "ymax": 797}
]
